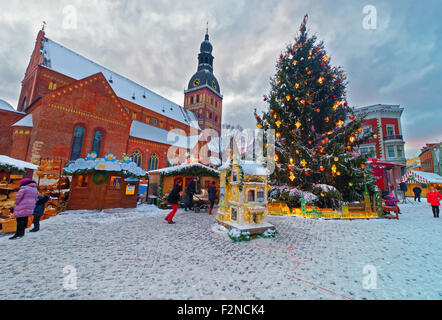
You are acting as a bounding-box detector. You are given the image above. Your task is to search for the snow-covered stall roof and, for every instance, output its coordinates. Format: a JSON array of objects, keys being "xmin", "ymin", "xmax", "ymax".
[
  {"xmin": 130, "ymin": 120, "xmax": 199, "ymax": 149},
  {"xmin": 148, "ymin": 162, "xmax": 219, "ymax": 176},
  {"xmin": 401, "ymin": 170, "xmax": 442, "ymax": 184},
  {"xmin": 40, "ymin": 37, "xmax": 200, "ymax": 129},
  {"xmin": 64, "ymin": 153, "xmax": 146, "ymax": 178},
  {"xmin": 0, "ymin": 155, "xmax": 38, "ymax": 171},
  {"xmin": 12, "ymin": 114, "xmax": 33, "ymax": 127},
  {"xmin": 219, "ymin": 159, "xmax": 269, "ymax": 176}
]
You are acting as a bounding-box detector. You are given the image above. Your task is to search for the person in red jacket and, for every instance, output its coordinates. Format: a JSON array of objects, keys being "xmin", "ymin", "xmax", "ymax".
[{"xmin": 427, "ymin": 186, "xmax": 442, "ymax": 218}]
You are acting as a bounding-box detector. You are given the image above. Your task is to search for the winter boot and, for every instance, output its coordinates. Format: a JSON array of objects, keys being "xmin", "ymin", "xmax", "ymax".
[
  {"xmin": 208, "ymin": 208, "xmax": 212, "ymax": 215},
  {"xmin": 29, "ymin": 228, "xmax": 39, "ymax": 232}
]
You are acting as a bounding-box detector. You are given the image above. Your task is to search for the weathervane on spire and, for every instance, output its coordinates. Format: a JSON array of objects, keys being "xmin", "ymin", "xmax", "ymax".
[
  {"xmin": 206, "ymin": 21, "xmax": 209, "ymax": 34},
  {"xmin": 41, "ymin": 21, "xmax": 47, "ymax": 31},
  {"xmin": 299, "ymin": 14, "xmax": 308, "ymax": 34}
]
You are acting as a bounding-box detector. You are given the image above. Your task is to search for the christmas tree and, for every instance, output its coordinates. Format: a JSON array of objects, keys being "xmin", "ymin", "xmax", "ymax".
[{"xmin": 255, "ymin": 15, "xmax": 376, "ymax": 208}]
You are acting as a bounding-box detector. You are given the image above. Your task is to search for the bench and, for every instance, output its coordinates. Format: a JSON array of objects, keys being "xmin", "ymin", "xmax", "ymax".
[{"xmin": 381, "ymin": 200, "xmax": 399, "ymax": 219}]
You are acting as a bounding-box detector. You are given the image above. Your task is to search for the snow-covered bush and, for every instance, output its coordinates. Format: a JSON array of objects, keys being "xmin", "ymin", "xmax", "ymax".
[
  {"xmin": 227, "ymin": 229, "xmax": 251, "ymax": 242},
  {"xmin": 257, "ymin": 229, "xmax": 278, "ymax": 239}
]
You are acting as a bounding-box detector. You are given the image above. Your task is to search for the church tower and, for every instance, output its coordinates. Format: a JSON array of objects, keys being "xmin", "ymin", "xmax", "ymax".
[{"xmin": 184, "ymin": 28, "xmax": 223, "ymax": 135}]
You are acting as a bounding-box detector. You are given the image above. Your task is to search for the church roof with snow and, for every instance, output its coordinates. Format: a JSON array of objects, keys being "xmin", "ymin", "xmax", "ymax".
[
  {"xmin": 0, "ymin": 99, "xmax": 23, "ymax": 114},
  {"xmin": 39, "ymin": 37, "xmax": 200, "ymax": 129},
  {"xmin": 130, "ymin": 120, "xmax": 199, "ymax": 149}
]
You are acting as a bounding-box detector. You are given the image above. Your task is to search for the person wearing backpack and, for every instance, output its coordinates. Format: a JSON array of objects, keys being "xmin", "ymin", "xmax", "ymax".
[{"xmin": 165, "ymin": 180, "xmax": 183, "ymax": 224}]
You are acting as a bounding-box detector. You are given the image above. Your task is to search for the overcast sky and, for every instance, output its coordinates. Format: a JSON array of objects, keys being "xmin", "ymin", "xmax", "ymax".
[{"xmin": 0, "ymin": 0, "xmax": 441, "ymax": 158}]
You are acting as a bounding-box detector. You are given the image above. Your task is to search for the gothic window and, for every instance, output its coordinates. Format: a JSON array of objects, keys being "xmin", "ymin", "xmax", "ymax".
[
  {"xmin": 132, "ymin": 150, "xmax": 142, "ymax": 167},
  {"xmin": 91, "ymin": 129, "xmax": 103, "ymax": 156},
  {"xmin": 70, "ymin": 125, "xmax": 85, "ymax": 160},
  {"xmin": 152, "ymin": 118, "xmax": 158, "ymax": 125},
  {"xmin": 190, "ymin": 96, "xmax": 194, "ymax": 104},
  {"xmin": 20, "ymin": 96, "xmax": 27, "ymax": 111},
  {"xmin": 48, "ymin": 81, "xmax": 57, "ymax": 90},
  {"xmin": 148, "ymin": 153, "xmax": 159, "ymax": 171}
]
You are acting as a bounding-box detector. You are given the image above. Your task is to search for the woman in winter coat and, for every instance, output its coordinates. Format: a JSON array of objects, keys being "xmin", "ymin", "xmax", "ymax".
[
  {"xmin": 207, "ymin": 181, "xmax": 217, "ymax": 215},
  {"xmin": 10, "ymin": 178, "xmax": 38, "ymax": 240},
  {"xmin": 427, "ymin": 186, "xmax": 442, "ymax": 218},
  {"xmin": 165, "ymin": 180, "xmax": 183, "ymax": 224},
  {"xmin": 30, "ymin": 195, "xmax": 50, "ymax": 232}
]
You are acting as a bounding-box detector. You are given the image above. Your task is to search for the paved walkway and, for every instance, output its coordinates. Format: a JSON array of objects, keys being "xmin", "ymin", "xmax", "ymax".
[{"xmin": 0, "ymin": 201, "xmax": 440, "ymax": 299}]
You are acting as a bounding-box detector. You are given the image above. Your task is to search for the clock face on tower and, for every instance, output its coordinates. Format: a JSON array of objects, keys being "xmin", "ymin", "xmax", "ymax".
[
  {"xmin": 193, "ymin": 78, "xmax": 200, "ymax": 87},
  {"xmin": 212, "ymin": 81, "xmax": 217, "ymax": 90}
]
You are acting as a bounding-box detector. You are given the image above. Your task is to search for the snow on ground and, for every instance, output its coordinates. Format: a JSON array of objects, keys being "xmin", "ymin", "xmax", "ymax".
[{"xmin": 0, "ymin": 199, "xmax": 440, "ymax": 300}]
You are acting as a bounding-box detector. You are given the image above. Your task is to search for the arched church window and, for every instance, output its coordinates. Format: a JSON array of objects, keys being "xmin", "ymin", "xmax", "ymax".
[
  {"xmin": 20, "ymin": 97, "xmax": 27, "ymax": 111},
  {"xmin": 91, "ymin": 129, "xmax": 103, "ymax": 156},
  {"xmin": 70, "ymin": 125, "xmax": 85, "ymax": 160},
  {"xmin": 148, "ymin": 153, "xmax": 159, "ymax": 171},
  {"xmin": 132, "ymin": 150, "xmax": 142, "ymax": 167}
]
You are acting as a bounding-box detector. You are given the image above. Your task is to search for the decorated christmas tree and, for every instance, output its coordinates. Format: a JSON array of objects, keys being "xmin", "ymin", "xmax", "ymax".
[{"xmin": 255, "ymin": 15, "xmax": 376, "ymax": 208}]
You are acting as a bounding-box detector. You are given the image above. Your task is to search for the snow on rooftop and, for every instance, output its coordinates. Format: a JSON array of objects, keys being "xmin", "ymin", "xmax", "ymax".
[
  {"xmin": 0, "ymin": 155, "xmax": 38, "ymax": 171},
  {"xmin": 219, "ymin": 159, "xmax": 269, "ymax": 176},
  {"xmin": 0, "ymin": 99, "xmax": 21, "ymax": 113},
  {"xmin": 130, "ymin": 120, "xmax": 199, "ymax": 149},
  {"xmin": 148, "ymin": 162, "xmax": 219, "ymax": 175},
  {"xmin": 402, "ymin": 170, "xmax": 442, "ymax": 184},
  {"xmin": 12, "ymin": 114, "xmax": 33, "ymax": 127},
  {"xmin": 41, "ymin": 37, "xmax": 199, "ymax": 129}
]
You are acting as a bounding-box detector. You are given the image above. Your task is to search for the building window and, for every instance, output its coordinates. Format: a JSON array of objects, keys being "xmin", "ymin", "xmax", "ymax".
[
  {"xmin": 48, "ymin": 81, "xmax": 57, "ymax": 90},
  {"xmin": 386, "ymin": 125, "xmax": 395, "ymax": 136},
  {"xmin": 196, "ymin": 95, "xmax": 200, "ymax": 103},
  {"xmin": 215, "ymin": 115, "xmax": 218, "ymax": 122},
  {"xmin": 132, "ymin": 150, "xmax": 142, "ymax": 167},
  {"xmin": 20, "ymin": 97, "xmax": 27, "ymax": 111},
  {"xmin": 209, "ymin": 112, "xmax": 212, "ymax": 119},
  {"xmin": 211, "ymin": 98, "xmax": 214, "ymax": 105},
  {"xmin": 397, "ymin": 145, "xmax": 403, "ymax": 158},
  {"xmin": 148, "ymin": 153, "xmax": 159, "ymax": 171},
  {"xmin": 152, "ymin": 118, "xmax": 157, "ymax": 125},
  {"xmin": 232, "ymin": 170, "xmax": 238, "ymax": 183},
  {"xmin": 231, "ymin": 207, "xmax": 238, "ymax": 221},
  {"xmin": 70, "ymin": 125, "xmax": 85, "ymax": 160},
  {"xmin": 360, "ymin": 147, "xmax": 369, "ymax": 154},
  {"xmin": 257, "ymin": 190, "xmax": 265, "ymax": 202},
  {"xmin": 387, "ymin": 146, "xmax": 395, "ymax": 158},
  {"xmin": 91, "ymin": 129, "xmax": 103, "ymax": 156},
  {"xmin": 132, "ymin": 112, "xmax": 137, "ymax": 120},
  {"xmin": 190, "ymin": 97, "xmax": 194, "ymax": 104},
  {"xmin": 247, "ymin": 190, "xmax": 255, "ymax": 202}
]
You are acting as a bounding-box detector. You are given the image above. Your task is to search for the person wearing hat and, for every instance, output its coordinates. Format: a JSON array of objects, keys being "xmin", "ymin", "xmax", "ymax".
[
  {"xmin": 9, "ymin": 178, "xmax": 38, "ymax": 240},
  {"xmin": 30, "ymin": 194, "xmax": 50, "ymax": 232}
]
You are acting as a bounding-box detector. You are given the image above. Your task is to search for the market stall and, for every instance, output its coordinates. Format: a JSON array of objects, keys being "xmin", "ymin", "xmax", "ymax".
[
  {"xmin": 64, "ymin": 152, "xmax": 147, "ymax": 210},
  {"xmin": 147, "ymin": 163, "xmax": 219, "ymax": 208},
  {"xmin": 0, "ymin": 155, "xmax": 38, "ymax": 233},
  {"xmin": 401, "ymin": 170, "xmax": 442, "ymax": 198},
  {"xmin": 368, "ymin": 158, "xmax": 405, "ymax": 199}
]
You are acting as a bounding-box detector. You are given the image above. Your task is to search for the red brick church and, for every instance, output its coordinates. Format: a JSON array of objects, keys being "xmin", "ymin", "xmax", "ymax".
[{"xmin": 0, "ymin": 27, "xmax": 223, "ymax": 171}]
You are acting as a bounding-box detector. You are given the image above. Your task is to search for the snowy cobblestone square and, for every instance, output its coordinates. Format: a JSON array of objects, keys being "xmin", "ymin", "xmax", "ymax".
[{"xmin": 0, "ymin": 201, "xmax": 440, "ymax": 300}]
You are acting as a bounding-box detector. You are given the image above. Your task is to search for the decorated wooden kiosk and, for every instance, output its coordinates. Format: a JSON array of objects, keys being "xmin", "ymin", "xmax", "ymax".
[
  {"xmin": 147, "ymin": 162, "xmax": 220, "ymax": 208},
  {"xmin": 64, "ymin": 153, "xmax": 146, "ymax": 210},
  {"xmin": 402, "ymin": 170, "xmax": 442, "ymax": 198},
  {"xmin": 216, "ymin": 158, "xmax": 275, "ymax": 235},
  {"xmin": 0, "ymin": 155, "xmax": 38, "ymax": 233}
]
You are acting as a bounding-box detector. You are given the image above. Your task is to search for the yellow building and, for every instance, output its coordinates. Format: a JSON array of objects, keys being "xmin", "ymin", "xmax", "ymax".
[{"xmin": 216, "ymin": 158, "xmax": 275, "ymax": 235}]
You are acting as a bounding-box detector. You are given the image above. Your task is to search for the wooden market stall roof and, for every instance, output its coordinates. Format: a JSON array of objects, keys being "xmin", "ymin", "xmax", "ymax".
[
  {"xmin": 148, "ymin": 162, "xmax": 220, "ymax": 177},
  {"xmin": 0, "ymin": 155, "xmax": 38, "ymax": 172},
  {"xmin": 401, "ymin": 170, "xmax": 442, "ymax": 184}
]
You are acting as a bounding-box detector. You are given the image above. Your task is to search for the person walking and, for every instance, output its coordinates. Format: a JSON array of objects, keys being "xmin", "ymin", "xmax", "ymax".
[
  {"xmin": 165, "ymin": 180, "xmax": 182, "ymax": 224},
  {"xmin": 208, "ymin": 181, "xmax": 217, "ymax": 215},
  {"xmin": 30, "ymin": 194, "xmax": 50, "ymax": 232},
  {"xmin": 9, "ymin": 178, "xmax": 38, "ymax": 240},
  {"xmin": 184, "ymin": 177, "xmax": 198, "ymax": 211},
  {"xmin": 427, "ymin": 186, "xmax": 442, "ymax": 218},
  {"xmin": 412, "ymin": 186, "xmax": 422, "ymax": 202}
]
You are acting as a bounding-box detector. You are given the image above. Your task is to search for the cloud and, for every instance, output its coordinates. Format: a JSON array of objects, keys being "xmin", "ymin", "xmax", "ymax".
[{"xmin": 0, "ymin": 0, "xmax": 441, "ymax": 160}]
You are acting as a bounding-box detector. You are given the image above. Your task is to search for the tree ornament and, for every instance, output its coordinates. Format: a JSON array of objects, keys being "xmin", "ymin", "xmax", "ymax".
[
  {"xmin": 289, "ymin": 172, "xmax": 295, "ymax": 181},
  {"xmin": 305, "ymin": 172, "xmax": 309, "ymax": 176},
  {"xmin": 349, "ymin": 115, "xmax": 355, "ymax": 120},
  {"xmin": 280, "ymin": 54, "xmax": 283, "ymax": 58},
  {"xmin": 275, "ymin": 120, "xmax": 282, "ymax": 128},
  {"xmin": 320, "ymin": 166, "xmax": 324, "ymax": 171},
  {"xmin": 361, "ymin": 164, "xmax": 366, "ymax": 169},
  {"xmin": 301, "ymin": 159, "xmax": 307, "ymax": 167}
]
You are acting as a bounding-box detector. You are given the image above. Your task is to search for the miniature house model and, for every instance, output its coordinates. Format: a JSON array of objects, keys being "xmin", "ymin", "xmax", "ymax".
[{"xmin": 217, "ymin": 157, "xmax": 275, "ymax": 235}]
